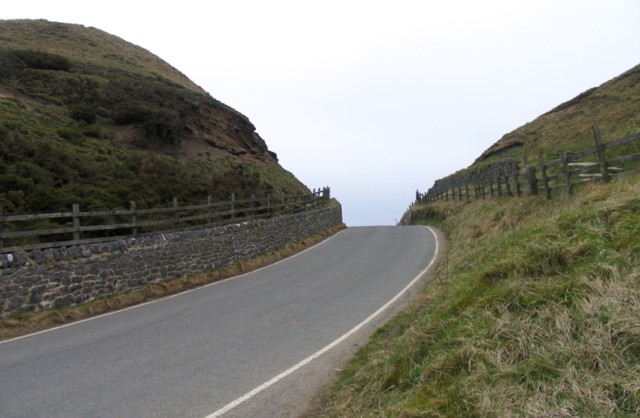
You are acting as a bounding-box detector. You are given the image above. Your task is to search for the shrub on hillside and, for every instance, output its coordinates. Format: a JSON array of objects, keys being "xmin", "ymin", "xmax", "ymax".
[
  {"xmin": 0, "ymin": 49, "xmax": 25, "ymax": 79},
  {"xmin": 143, "ymin": 109, "xmax": 184, "ymax": 145},
  {"xmin": 111, "ymin": 101, "xmax": 151, "ymax": 124},
  {"xmin": 70, "ymin": 105, "xmax": 98, "ymax": 124},
  {"xmin": 13, "ymin": 50, "xmax": 71, "ymax": 72}
]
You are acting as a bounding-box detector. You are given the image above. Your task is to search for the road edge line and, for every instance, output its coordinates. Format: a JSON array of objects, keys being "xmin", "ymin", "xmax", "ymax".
[
  {"xmin": 205, "ymin": 226, "xmax": 440, "ymax": 417},
  {"xmin": 0, "ymin": 228, "xmax": 348, "ymax": 346}
]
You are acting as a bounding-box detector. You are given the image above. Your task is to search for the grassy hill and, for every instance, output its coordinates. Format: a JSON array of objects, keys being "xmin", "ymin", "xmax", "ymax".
[
  {"xmin": 316, "ymin": 180, "xmax": 640, "ymax": 416},
  {"xmin": 0, "ymin": 19, "xmax": 308, "ymax": 214},
  {"xmin": 475, "ymin": 63, "xmax": 640, "ymax": 165},
  {"xmin": 311, "ymin": 64, "xmax": 640, "ymax": 416}
]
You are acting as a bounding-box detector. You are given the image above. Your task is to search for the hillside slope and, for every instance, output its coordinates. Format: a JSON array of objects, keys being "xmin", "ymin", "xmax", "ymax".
[
  {"xmin": 311, "ymin": 64, "xmax": 640, "ymax": 416},
  {"xmin": 0, "ymin": 19, "xmax": 307, "ymax": 213},
  {"xmin": 475, "ymin": 63, "xmax": 640, "ymax": 165},
  {"xmin": 317, "ymin": 180, "xmax": 640, "ymax": 416}
]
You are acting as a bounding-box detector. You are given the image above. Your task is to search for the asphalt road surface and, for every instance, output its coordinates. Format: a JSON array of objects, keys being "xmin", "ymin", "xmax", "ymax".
[{"xmin": 0, "ymin": 226, "xmax": 440, "ymax": 418}]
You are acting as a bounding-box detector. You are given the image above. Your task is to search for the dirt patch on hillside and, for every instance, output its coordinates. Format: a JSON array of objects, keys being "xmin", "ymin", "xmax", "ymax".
[
  {"xmin": 112, "ymin": 124, "xmax": 232, "ymax": 164},
  {"xmin": 0, "ymin": 84, "xmax": 16, "ymax": 101}
]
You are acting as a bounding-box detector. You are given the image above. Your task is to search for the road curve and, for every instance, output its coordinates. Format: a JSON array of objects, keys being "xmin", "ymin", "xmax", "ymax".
[{"xmin": 0, "ymin": 226, "xmax": 439, "ymax": 418}]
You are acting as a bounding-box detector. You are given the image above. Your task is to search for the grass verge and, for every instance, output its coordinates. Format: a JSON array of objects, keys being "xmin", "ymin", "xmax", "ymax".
[
  {"xmin": 0, "ymin": 223, "xmax": 346, "ymax": 341},
  {"xmin": 312, "ymin": 179, "xmax": 640, "ymax": 417}
]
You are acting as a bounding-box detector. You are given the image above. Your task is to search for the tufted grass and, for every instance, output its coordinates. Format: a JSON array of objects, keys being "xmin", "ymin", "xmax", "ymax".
[{"xmin": 312, "ymin": 179, "xmax": 640, "ymax": 417}]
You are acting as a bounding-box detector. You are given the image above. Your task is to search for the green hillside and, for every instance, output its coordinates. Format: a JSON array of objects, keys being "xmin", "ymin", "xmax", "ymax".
[
  {"xmin": 312, "ymin": 64, "xmax": 640, "ymax": 416},
  {"xmin": 475, "ymin": 63, "xmax": 640, "ymax": 165},
  {"xmin": 0, "ymin": 19, "xmax": 307, "ymax": 214},
  {"xmin": 317, "ymin": 180, "xmax": 640, "ymax": 416}
]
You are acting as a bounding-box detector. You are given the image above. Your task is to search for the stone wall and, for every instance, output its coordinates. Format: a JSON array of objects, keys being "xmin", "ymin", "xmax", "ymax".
[{"xmin": 0, "ymin": 205, "xmax": 343, "ymax": 317}]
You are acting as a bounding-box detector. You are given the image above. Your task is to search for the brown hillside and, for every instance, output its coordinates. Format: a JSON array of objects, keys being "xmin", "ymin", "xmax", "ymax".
[
  {"xmin": 0, "ymin": 20, "xmax": 307, "ymax": 213},
  {"xmin": 0, "ymin": 19, "xmax": 277, "ymax": 163},
  {"xmin": 474, "ymin": 63, "xmax": 640, "ymax": 165}
]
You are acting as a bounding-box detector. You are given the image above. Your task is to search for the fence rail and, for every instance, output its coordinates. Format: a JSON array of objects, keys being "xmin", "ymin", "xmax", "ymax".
[
  {"xmin": 416, "ymin": 125, "xmax": 640, "ymax": 205},
  {"xmin": 0, "ymin": 187, "xmax": 331, "ymax": 253}
]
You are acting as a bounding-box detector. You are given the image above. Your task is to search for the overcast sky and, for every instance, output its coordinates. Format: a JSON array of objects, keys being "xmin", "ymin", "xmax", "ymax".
[{"xmin": 3, "ymin": 1, "xmax": 640, "ymax": 225}]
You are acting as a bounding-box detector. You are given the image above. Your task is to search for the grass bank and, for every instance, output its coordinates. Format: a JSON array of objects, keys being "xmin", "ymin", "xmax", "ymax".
[
  {"xmin": 314, "ymin": 179, "xmax": 640, "ymax": 417},
  {"xmin": 0, "ymin": 223, "xmax": 346, "ymax": 341}
]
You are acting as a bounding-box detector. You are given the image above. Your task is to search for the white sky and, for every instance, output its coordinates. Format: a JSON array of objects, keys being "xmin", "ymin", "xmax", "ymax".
[{"xmin": 3, "ymin": 1, "xmax": 640, "ymax": 225}]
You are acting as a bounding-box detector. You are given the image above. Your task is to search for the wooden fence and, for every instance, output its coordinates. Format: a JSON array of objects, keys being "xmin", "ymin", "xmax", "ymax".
[
  {"xmin": 0, "ymin": 187, "xmax": 331, "ymax": 253},
  {"xmin": 416, "ymin": 125, "xmax": 640, "ymax": 204}
]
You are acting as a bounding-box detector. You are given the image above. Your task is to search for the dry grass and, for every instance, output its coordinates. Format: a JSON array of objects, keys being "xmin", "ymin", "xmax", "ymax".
[
  {"xmin": 313, "ymin": 179, "xmax": 640, "ymax": 417},
  {"xmin": 477, "ymin": 64, "xmax": 640, "ymax": 164},
  {"xmin": 0, "ymin": 19, "xmax": 205, "ymax": 93},
  {"xmin": 0, "ymin": 224, "xmax": 346, "ymax": 341}
]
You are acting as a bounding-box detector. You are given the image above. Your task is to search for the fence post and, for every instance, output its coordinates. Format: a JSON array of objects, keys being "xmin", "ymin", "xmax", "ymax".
[
  {"xmin": 251, "ymin": 194, "xmax": 256, "ymax": 218},
  {"xmin": 515, "ymin": 171, "xmax": 522, "ymax": 197},
  {"xmin": 592, "ymin": 123, "xmax": 610, "ymax": 183},
  {"xmin": 72, "ymin": 203, "xmax": 80, "ymax": 242},
  {"xmin": 539, "ymin": 154, "xmax": 551, "ymax": 199},
  {"xmin": 173, "ymin": 197, "xmax": 179, "ymax": 230},
  {"xmin": 561, "ymin": 151, "xmax": 573, "ymax": 195},
  {"xmin": 206, "ymin": 196, "xmax": 212, "ymax": 225},
  {"xmin": 130, "ymin": 201, "xmax": 138, "ymax": 236},
  {"xmin": 0, "ymin": 205, "xmax": 4, "ymax": 250},
  {"xmin": 267, "ymin": 194, "xmax": 272, "ymax": 216},
  {"xmin": 231, "ymin": 193, "xmax": 235, "ymax": 219},
  {"xmin": 527, "ymin": 166, "xmax": 538, "ymax": 196}
]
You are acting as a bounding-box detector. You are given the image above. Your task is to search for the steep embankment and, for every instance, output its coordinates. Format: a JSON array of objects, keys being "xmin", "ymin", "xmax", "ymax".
[
  {"xmin": 312, "ymin": 64, "xmax": 640, "ymax": 416},
  {"xmin": 0, "ymin": 19, "xmax": 307, "ymax": 213},
  {"xmin": 317, "ymin": 180, "xmax": 640, "ymax": 416},
  {"xmin": 475, "ymin": 63, "xmax": 640, "ymax": 165}
]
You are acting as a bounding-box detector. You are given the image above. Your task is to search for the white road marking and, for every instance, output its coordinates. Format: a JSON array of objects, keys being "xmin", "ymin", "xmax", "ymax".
[
  {"xmin": 205, "ymin": 226, "xmax": 440, "ymax": 417},
  {"xmin": 0, "ymin": 229, "xmax": 346, "ymax": 346}
]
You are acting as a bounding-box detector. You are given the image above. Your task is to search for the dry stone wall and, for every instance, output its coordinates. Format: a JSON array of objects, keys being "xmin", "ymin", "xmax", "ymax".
[{"xmin": 0, "ymin": 205, "xmax": 342, "ymax": 317}]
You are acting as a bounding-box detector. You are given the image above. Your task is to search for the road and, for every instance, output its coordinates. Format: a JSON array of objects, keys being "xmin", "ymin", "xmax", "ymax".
[{"xmin": 0, "ymin": 226, "xmax": 440, "ymax": 418}]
